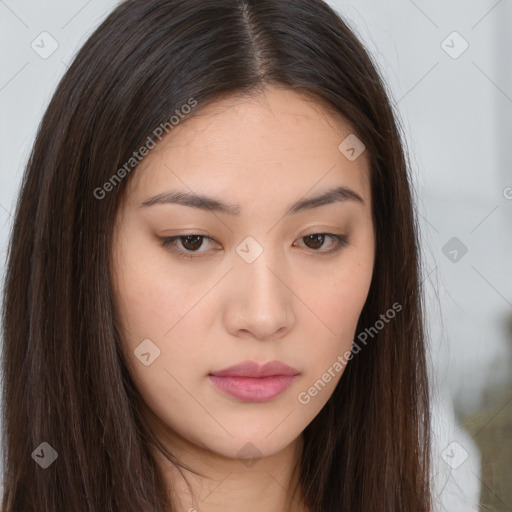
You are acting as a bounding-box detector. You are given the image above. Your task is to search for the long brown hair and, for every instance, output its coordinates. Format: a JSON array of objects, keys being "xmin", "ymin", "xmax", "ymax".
[{"xmin": 1, "ymin": 0, "xmax": 431, "ymax": 510}]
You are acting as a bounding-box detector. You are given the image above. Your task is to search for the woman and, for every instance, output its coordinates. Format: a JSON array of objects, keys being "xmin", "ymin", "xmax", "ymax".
[{"xmin": 1, "ymin": 0, "xmax": 432, "ymax": 510}]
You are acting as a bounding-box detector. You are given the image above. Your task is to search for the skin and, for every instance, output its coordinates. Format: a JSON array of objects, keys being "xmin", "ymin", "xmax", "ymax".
[{"xmin": 111, "ymin": 85, "xmax": 375, "ymax": 512}]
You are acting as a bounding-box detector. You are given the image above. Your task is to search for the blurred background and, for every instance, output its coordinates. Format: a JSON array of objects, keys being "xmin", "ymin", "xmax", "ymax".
[{"xmin": 0, "ymin": 1, "xmax": 511, "ymax": 510}]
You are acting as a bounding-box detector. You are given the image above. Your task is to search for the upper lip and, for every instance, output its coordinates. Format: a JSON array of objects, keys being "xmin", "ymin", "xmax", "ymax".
[{"xmin": 209, "ymin": 360, "xmax": 299, "ymax": 378}]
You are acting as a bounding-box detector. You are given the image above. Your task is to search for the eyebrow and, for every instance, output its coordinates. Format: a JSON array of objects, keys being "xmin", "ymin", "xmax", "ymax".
[{"xmin": 139, "ymin": 185, "xmax": 365, "ymax": 216}]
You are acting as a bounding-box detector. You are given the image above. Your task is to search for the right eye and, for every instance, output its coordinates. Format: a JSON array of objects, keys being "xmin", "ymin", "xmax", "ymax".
[{"xmin": 159, "ymin": 234, "xmax": 219, "ymax": 258}]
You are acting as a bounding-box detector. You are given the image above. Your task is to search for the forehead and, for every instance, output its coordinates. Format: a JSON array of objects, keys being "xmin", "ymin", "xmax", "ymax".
[{"xmin": 126, "ymin": 86, "xmax": 371, "ymax": 207}]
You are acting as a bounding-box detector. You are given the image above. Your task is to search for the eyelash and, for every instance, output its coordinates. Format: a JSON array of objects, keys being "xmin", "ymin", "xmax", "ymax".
[{"xmin": 159, "ymin": 232, "xmax": 348, "ymax": 259}]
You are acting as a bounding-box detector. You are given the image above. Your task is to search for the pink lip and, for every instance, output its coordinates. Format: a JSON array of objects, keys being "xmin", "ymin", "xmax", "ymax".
[{"xmin": 208, "ymin": 360, "xmax": 299, "ymax": 402}]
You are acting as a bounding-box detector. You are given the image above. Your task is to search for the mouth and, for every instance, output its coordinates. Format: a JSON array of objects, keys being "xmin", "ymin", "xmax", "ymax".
[{"xmin": 208, "ymin": 360, "xmax": 300, "ymax": 402}]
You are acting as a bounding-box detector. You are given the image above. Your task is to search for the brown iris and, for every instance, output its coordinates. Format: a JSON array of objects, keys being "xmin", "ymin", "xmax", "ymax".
[
  {"xmin": 302, "ymin": 233, "xmax": 326, "ymax": 250},
  {"xmin": 180, "ymin": 235, "xmax": 204, "ymax": 251}
]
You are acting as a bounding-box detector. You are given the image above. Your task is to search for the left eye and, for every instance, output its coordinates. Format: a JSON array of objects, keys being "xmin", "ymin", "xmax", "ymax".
[
  {"xmin": 160, "ymin": 233, "xmax": 348, "ymax": 258},
  {"xmin": 296, "ymin": 233, "xmax": 347, "ymax": 251}
]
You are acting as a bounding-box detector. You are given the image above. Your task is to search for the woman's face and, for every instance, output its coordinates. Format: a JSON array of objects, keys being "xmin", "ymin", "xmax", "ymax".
[{"xmin": 111, "ymin": 86, "xmax": 375, "ymax": 462}]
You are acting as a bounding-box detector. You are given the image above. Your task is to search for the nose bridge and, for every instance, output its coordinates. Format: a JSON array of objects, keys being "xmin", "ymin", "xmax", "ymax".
[
  {"xmin": 229, "ymin": 234, "xmax": 292, "ymax": 338},
  {"xmin": 236, "ymin": 236, "xmax": 285, "ymax": 303}
]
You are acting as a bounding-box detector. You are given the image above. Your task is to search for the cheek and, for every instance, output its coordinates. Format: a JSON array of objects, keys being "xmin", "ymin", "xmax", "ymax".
[
  {"xmin": 113, "ymin": 233, "xmax": 211, "ymax": 374},
  {"xmin": 301, "ymin": 251, "xmax": 373, "ymax": 383},
  {"xmin": 113, "ymin": 249, "xmax": 203, "ymax": 424},
  {"xmin": 313, "ymin": 248, "xmax": 374, "ymax": 334},
  {"xmin": 324, "ymin": 264, "xmax": 372, "ymax": 334},
  {"xmin": 114, "ymin": 237, "xmax": 198, "ymax": 346}
]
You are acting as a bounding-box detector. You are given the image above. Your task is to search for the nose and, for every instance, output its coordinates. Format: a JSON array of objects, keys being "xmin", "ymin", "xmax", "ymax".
[{"xmin": 223, "ymin": 249, "xmax": 295, "ymax": 341}]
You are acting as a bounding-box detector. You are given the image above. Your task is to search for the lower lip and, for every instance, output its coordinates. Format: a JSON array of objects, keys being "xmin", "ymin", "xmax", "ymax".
[{"xmin": 208, "ymin": 375, "xmax": 297, "ymax": 402}]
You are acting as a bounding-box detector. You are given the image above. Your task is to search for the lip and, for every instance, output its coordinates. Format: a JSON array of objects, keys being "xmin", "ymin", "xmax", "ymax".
[
  {"xmin": 208, "ymin": 360, "xmax": 299, "ymax": 402},
  {"xmin": 210, "ymin": 360, "xmax": 299, "ymax": 378}
]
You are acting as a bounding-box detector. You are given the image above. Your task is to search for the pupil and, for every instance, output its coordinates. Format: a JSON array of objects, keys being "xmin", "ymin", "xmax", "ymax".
[
  {"xmin": 183, "ymin": 235, "xmax": 202, "ymax": 250},
  {"xmin": 306, "ymin": 234, "xmax": 324, "ymax": 249}
]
